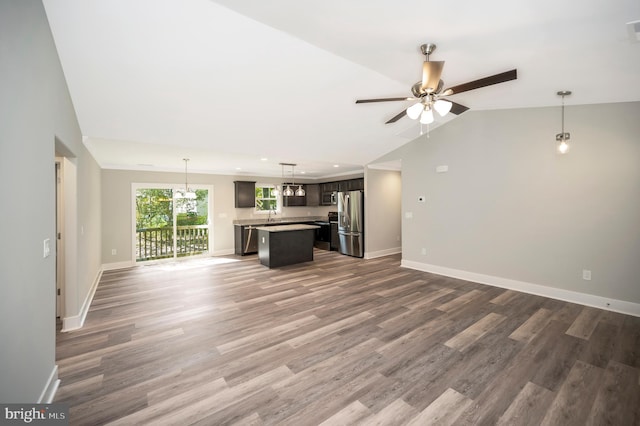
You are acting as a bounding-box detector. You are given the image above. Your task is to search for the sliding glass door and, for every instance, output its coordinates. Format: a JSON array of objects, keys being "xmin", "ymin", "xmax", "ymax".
[{"xmin": 134, "ymin": 185, "xmax": 211, "ymax": 262}]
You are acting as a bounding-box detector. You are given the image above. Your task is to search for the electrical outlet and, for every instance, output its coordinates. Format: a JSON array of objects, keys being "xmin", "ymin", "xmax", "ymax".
[
  {"xmin": 111, "ymin": 249, "xmax": 117, "ymax": 256},
  {"xmin": 421, "ymin": 248, "xmax": 427, "ymax": 255},
  {"xmin": 582, "ymin": 269, "xmax": 592, "ymax": 280}
]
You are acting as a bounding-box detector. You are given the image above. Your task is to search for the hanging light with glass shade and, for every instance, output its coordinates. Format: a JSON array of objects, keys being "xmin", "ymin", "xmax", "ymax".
[
  {"xmin": 294, "ymin": 165, "xmax": 305, "ymax": 196},
  {"xmin": 556, "ymin": 91, "xmax": 572, "ymax": 154},
  {"xmin": 175, "ymin": 158, "xmax": 197, "ymax": 212},
  {"xmin": 280, "ymin": 162, "xmax": 294, "ymax": 197},
  {"xmin": 279, "ymin": 163, "xmax": 305, "ymax": 197},
  {"xmin": 272, "ymin": 164, "xmax": 284, "ymax": 197}
]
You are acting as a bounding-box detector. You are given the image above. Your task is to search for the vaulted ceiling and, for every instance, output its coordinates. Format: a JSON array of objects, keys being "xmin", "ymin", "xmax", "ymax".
[{"xmin": 43, "ymin": 0, "xmax": 640, "ymax": 178}]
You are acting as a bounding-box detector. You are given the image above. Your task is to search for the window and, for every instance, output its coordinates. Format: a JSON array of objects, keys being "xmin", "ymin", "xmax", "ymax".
[{"xmin": 255, "ymin": 184, "xmax": 279, "ymax": 213}]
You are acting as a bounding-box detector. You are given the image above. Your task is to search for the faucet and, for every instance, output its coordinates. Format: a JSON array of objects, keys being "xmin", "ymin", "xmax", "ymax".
[{"xmin": 268, "ymin": 208, "xmax": 277, "ymax": 222}]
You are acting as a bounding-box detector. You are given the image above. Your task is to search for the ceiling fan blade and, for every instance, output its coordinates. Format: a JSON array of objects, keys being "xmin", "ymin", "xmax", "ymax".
[
  {"xmin": 443, "ymin": 69, "xmax": 517, "ymax": 96},
  {"xmin": 355, "ymin": 97, "xmax": 413, "ymax": 104},
  {"xmin": 385, "ymin": 109, "xmax": 407, "ymax": 124},
  {"xmin": 449, "ymin": 101, "xmax": 470, "ymax": 115},
  {"xmin": 421, "ymin": 61, "xmax": 445, "ymax": 93}
]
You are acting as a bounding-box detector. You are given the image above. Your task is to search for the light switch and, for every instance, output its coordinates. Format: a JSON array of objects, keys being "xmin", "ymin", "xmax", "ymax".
[
  {"xmin": 405, "ymin": 212, "xmax": 413, "ymax": 219},
  {"xmin": 43, "ymin": 239, "xmax": 51, "ymax": 258}
]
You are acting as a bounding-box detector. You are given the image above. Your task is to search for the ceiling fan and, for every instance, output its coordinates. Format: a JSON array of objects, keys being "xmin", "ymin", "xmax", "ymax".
[{"xmin": 356, "ymin": 43, "xmax": 517, "ymax": 125}]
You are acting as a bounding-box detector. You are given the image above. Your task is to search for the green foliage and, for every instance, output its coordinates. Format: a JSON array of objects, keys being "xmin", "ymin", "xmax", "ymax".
[
  {"xmin": 136, "ymin": 189, "xmax": 173, "ymax": 229},
  {"xmin": 137, "ymin": 188, "xmax": 209, "ymax": 230},
  {"xmin": 256, "ymin": 186, "xmax": 277, "ymax": 211},
  {"xmin": 177, "ymin": 212, "xmax": 207, "ymax": 226}
]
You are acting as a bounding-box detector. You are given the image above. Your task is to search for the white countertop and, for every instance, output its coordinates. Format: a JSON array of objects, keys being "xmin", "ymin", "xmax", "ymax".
[
  {"xmin": 255, "ymin": 224, "xmax": 320, "ymax": 232},
  {"xmin": 233, "ymin": 216, "xmax": 326, "ymax": 226}
]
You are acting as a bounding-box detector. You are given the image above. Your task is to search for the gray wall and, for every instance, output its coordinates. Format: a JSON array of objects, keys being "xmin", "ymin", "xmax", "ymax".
[
  {"xmin": 101, "ymin": 170, "xmax": 344, "ymax": 264},
  {"xmin": 364, "ymin": 168, "xmax": 402, "ymax": 257},
  {"xmin": 376, "ymin": 101, "xmax": 640, "ymax": 304},
  {"xmin": 0, "ymin": 0, "xmax": 102, "ymax": 402}
]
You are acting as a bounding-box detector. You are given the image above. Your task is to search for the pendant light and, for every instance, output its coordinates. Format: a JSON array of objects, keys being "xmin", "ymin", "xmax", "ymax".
[
  {"xmin": 279, "ymin": 163, "xmax": 304, "ymax": 197},
  {"xmin": 280, "ymin": 162, "xmax": 294, "ymax": 197},
  {"xmin": 176, "ymin": 158, "xmax": 196, "ymax": 199},
  {"xmin": 292, "ymin": 163, "xmax": 305, "ymax": 196},
  {"xmin": 556, "ymin": 90, "xmax": 571, "ymax": 154},
  {"xmin": 175, "ymin": 158, "xmax": 197, "ymax": 213},
  {"xmin": 272, "ymin": 164, "xmax": 284, "ymax": 197}
]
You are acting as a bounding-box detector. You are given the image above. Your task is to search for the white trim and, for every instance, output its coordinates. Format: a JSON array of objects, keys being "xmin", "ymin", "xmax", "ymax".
[
  {"xmin": 211, "ymin": 248, "xmax": 235, "ymax": 256},
  {"xmin": 102, "ymin": 251, "xmax": 237, "ymax": 271},
  {"xmin": 365, "ymin": 247, "xmax": 401, "ymax": 259},
  {"xmin": 131, "ymin": 183, "xmax": 214, "ymax": 263},
  {"xmin": 401, "ymin": 259, "xmax": 640, "ymax": 317},
  {"xmin": 367, "ymin": 160, "xmax": 401, "ymax": 171},
  {"xmin": 102, "ymin": 260, "xmax": 136, "ymax": 271},
  {"xmin": 61, "ymin": 268, "xmax": 102, "ymax": 332},
  {"xmin": 38, "ymin": 365, "xmax": 60, "ymax": 403}
]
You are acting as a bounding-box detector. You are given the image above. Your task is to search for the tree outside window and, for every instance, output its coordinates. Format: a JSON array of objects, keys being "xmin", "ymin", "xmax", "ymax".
[{"xmin": 255, "ymin": 184, "xmax": 279, "ymax": 212}]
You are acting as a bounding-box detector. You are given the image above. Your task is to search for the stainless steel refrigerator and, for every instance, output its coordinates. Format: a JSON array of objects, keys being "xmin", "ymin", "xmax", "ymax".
[{"xmin": 337, "ymin": 190, "xmax": 364, "ymax": 258}]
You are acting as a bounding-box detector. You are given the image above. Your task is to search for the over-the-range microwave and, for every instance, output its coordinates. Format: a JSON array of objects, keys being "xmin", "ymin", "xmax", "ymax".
[{"xmin": 322, "ymin": 191, "xmax": 337, "ymax": 205}]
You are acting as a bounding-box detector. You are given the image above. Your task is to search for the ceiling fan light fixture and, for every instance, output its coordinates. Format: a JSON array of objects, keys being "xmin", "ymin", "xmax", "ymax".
[
  {"xmin": 420, "ymin": 108, "xmax": 434, "ymax": 124},
  {"xmin": 355, "ymin": 43, "xmax": 517, "ymax": 126},
  {"xmin": 421, "ymin": 61, "xmax": 445, "ymax": 93},
  {"xmin": 406, "ymin": 102, "xmax": 424, "ymax": 119},
  {"xmin": 434, "ymin": 99, "xmax": 453, "ymax": 116}
]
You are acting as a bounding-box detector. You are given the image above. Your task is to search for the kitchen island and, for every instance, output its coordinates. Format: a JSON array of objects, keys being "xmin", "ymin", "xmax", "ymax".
[{"xmin": 256, "ymin": 224, "xmax": 319, "ymax": 268}]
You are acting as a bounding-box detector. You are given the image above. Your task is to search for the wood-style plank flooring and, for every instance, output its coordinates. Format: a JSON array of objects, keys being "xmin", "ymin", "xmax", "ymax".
[{"xmin": 55, "ymin": 251, "xmax": 640, "ymax": 425}]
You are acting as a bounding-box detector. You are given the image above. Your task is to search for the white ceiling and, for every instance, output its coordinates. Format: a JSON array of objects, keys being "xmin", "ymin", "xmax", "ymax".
[{"xmin": 43, "ymin": 0, "xmax": 640, "ymax": 178}]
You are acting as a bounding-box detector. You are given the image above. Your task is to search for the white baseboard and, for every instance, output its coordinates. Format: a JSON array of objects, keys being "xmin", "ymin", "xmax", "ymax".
[
  {"xmin": 401, "ymin": 259, "xmax": 640, "ymax": 317},
  {"xmin": 102, "ymin": 251, "xmax": 236, "ymax": 270},
  {"xmin": 212, "ymin": 248, "xmax": 235, "ymax": 256},
  {"xmin": 38, "ymin": 365, "xmax": 60, "ymax": 403},
  {"xmin": 102, "ymin": 260, "xmax": 136, "ymax": 271},
  {"xmin": 365, "ymin": 247, "xmax": 401, "ymax": 259},
  {"xmin": 62, "ymin": 268, "xmax": 102, "ymax": 332}
]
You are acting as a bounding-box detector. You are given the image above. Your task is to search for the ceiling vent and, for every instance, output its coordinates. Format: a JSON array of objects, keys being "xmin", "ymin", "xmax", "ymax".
[{"xmin": 627, "ymin": 20, "xmax": 640, "ymax": 43}]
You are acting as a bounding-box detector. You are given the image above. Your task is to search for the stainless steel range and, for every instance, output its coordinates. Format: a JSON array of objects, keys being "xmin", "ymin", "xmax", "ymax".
[{"xmin": 314, "ymin": 211, "xmax": 339, "ymax": 251}]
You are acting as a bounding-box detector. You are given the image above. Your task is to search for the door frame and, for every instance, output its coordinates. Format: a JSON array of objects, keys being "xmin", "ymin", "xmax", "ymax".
[
  {"xmin": 131, "ymin": 183, "xmax": 214, "ymax": 263},
  {"xmin": 55, "ymin": 160, "xmax": 64, "ymax": 318}
]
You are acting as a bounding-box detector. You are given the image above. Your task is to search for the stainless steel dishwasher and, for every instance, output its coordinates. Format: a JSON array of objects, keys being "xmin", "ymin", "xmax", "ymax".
[{"xmin": 243, "ymin": 225, "xmax": 259, "ymax": 254}]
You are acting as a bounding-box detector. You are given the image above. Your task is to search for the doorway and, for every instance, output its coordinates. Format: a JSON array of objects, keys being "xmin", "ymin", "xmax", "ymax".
[
  {"xmin": 133, "ymin": 185, "xmax": 212, "ymax": 262},
  {"xmin": 55, "ymin": 161, "xmax": 64, "ymax": 318}
]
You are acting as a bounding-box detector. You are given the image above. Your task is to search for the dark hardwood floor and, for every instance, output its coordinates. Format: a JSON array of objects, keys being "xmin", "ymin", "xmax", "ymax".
[{"xmin": 55, "ymin": 250, "xmax": 640, "ymax": 425}]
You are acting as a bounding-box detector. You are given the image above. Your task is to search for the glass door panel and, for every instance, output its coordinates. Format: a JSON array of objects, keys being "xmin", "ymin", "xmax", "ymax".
[
  {"xmin": 175, "ymin": 189, "xmax": 209, "ymax": 258},
  {"xmin": 135, "ymin": 187, "xmax": 210, "ymax": 262},
  {"xmin": 135, "ymin": 188, "xmax": 175, "ymax": 261}
]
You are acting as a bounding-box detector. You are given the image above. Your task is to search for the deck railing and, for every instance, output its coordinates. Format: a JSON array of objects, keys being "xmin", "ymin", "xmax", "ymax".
[{"xmin": 136, "ymin": 225, "xmax": 209, "ymax": 261}]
